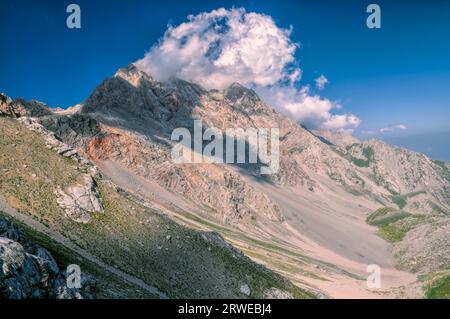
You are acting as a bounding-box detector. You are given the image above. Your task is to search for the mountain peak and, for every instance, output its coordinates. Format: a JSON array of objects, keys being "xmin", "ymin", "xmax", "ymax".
[
  {"xmin": 224, "ymin": 82, "xmax": 260, "ymax": 105},
  {"xmin": 228, "ymin": 82, "xmax": 246, "ymax": 89},
  {"xmin": 114, "ymin": 64, "xmax": 153, "ymax": 87}
]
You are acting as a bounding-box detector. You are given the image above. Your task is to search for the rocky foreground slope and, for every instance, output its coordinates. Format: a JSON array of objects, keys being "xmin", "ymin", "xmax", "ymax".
[
  {"xmin": 0, "ymin": 217, "xmax": 97, "ymax": 299},
  {"xmin": 1, "ymin": 65, "xmax": 449, "ymax": 298}
]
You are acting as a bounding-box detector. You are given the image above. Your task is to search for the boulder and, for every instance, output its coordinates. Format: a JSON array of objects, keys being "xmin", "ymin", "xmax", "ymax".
[
  {"xmin": 55, "ymin": 174, "xmax": 104, "ymax": 223},
  {"xmin": 239, "ymin": 283, "xmax": 251, "ymax": 296},
  {"xmin": 263, "ymin": 287, "xmax": 294, "ymax": 299}
]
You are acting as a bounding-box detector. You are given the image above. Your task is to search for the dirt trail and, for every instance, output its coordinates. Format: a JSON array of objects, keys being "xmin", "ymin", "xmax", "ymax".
[{"xmin": 0, "ymin": 194, "xmax": 167, "ymax": 299}]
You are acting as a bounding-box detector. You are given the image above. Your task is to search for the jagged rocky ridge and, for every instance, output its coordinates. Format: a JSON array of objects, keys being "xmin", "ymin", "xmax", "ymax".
[
  {"xmin": 8, "ymin": 65, "xmax": 446, "ymax": 217},
  {"xmin": 2, "ymin": 64, "xmax": 450, "ymax": 225},
  {"xmin": 2, "ymin": 65, "xmax": 450, "ymax": 220},
  {"xmin": 16, "ymin": 116, "xmax": 104, "ymax": 223}
]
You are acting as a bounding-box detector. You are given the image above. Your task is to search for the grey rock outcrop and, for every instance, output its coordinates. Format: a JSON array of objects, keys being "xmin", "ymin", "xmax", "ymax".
[
  {"xmin": 263, "ymin": 287, "xmax": 294, "ymax": 299},
  {"xmin": 0, "ymin": 218, "xmax": 96, "ymax": 299},
  {"xmin": 38, "ymin": 113, "xmax": 101, "ymax": 150},
  {"xmin": 0, "ymin": 93, "xmax": 19, "ymax": 117},
  {"xmin": 239, "ymin": 283, "xmax": 251, "ymax": 296},
  {"xmin": 14, "ymin": 98, "xmax": 53, "ymax": 117},
  {"xmin": 0, "ymin": 93, "xmax": 52, "ymax": 118},
  {"xmin": 55, "ymin": 174, "xmax": 104, "ymax": 223}
]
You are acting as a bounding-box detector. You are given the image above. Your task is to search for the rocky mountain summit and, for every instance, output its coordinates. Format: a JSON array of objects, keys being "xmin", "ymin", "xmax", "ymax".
[{"xmin": 69, "ymin": 65, "xmax": 450, "ymax": 218}]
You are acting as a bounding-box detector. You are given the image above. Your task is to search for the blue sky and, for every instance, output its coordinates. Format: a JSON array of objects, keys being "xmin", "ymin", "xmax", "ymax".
[{"xmin": 1, "ymin": 0, "xmax": 449, "ymax": 159}]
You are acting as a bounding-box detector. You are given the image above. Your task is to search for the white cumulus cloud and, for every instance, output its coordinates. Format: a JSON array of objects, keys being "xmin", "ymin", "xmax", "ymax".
[
  {"xmin": 380, "ymin": 124, "xmax": 408, "ymax": 133},
  {"xmin": 135, "ymin": 7, "xmax": 299, "ymax": 89},
  {"xmin": 315, "ymin": 74, "xmax": 329, "ymax": 90},
  {"xmin": 257, "ymin": 85, "xmax": 360, "ymax": 133},
  {"xmin": 379, "ymin": 127, "xmax": 392, "ymax": 133},
  {"xmin": 135, "ymin": 7, "xmax": 361, "ymax": 132}
]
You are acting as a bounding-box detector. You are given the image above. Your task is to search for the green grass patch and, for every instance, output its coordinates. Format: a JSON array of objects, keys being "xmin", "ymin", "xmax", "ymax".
[
  {"xmin": 366, "ymin": 207, "xmax": 397, "ymax": 226},
  {"xmin": 351, "ymin": 157, "xmax": 369, "ymax": 167},
  {"xmin": 391, "ymin": 195, "xmax": 407, "ymax": 209},
  {"xmin": 333, "ymin": 145, "xmax": 374, "ymax": 168},
  {"xmin": 362, "ymin": 146, "xmax": 375, "ymax": 161},
  {"xmin": 390, "ymin": 191, "xmax": 427, "ymax": 210},
  {"xmin": 349, "ymin": 146, "xmax": 375, "ymax": 168},
  {"xmin": 367, "ymin": 207, "xmax": 431, "ymax": 243},
  {"xmin": 426, "ymin": 274, "xmax": 450, "ymax": 299},
  {"xmin": 378, "ymin": 224, "xmax": 407, "ymax": 242}
]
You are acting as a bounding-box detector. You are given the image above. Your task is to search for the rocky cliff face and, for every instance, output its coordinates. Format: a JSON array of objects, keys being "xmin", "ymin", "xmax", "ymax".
[
  {"xmin": 4, "ymin": 65, "xmax": 449, "ymax": 223},
  {"xmin": 342, "ymin": 140, "xmax": 450, "ymax": 214}
]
